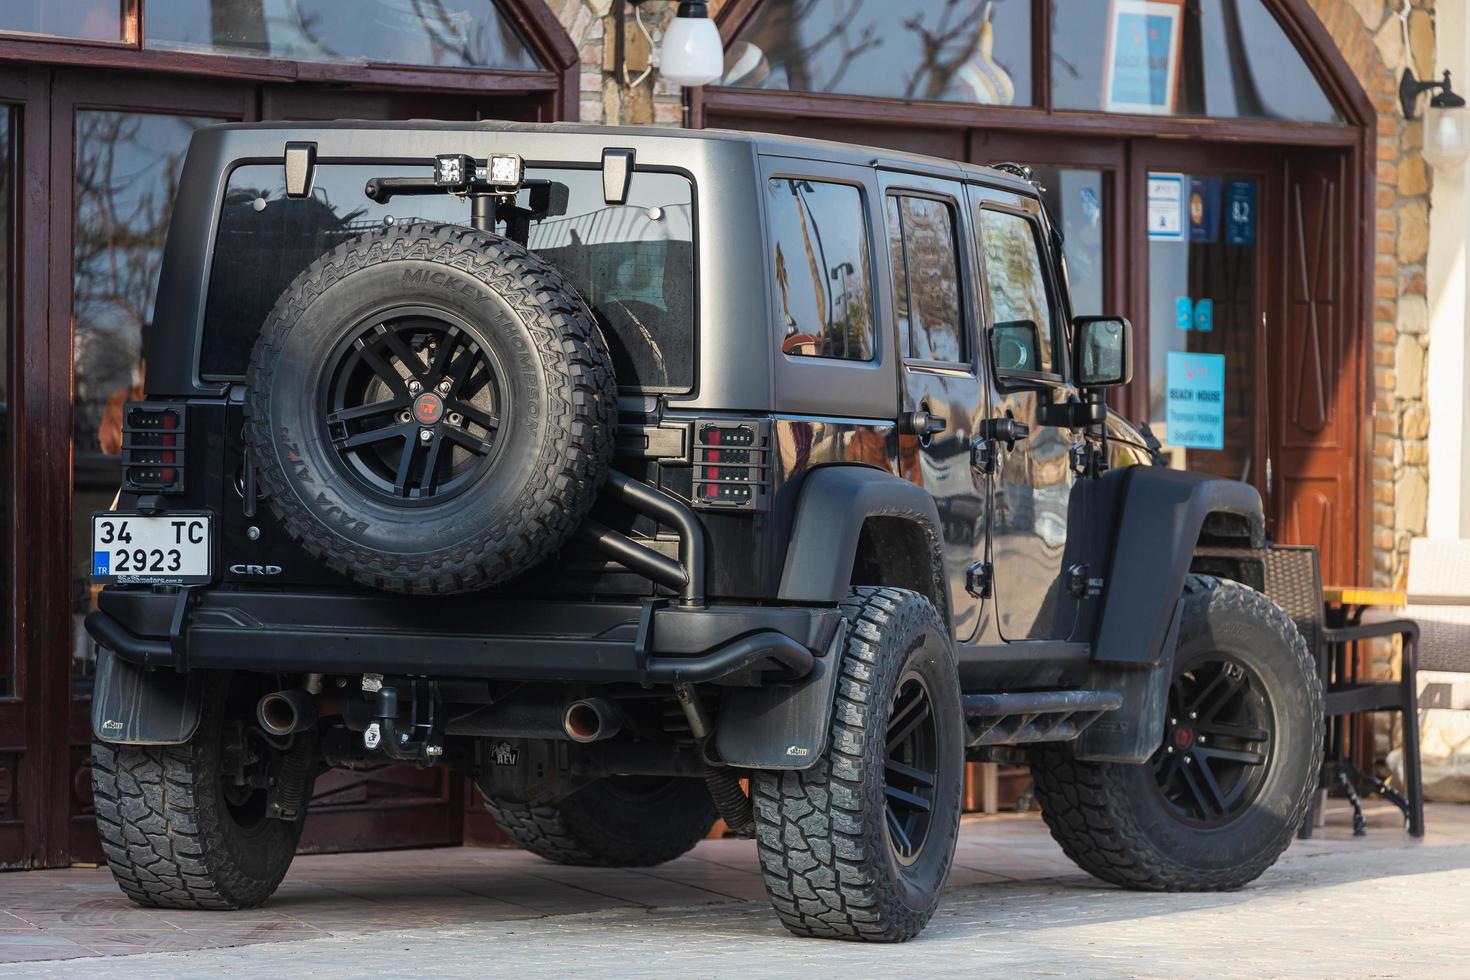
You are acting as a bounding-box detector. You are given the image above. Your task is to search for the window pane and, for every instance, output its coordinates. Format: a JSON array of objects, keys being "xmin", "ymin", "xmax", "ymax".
[
  {"xmin": 0, "ymin": 2, "xmax": 127, "ymax": 43},
  {"xmin": 205, "ymin": 165, "xmax": 694, "ymax": 391},
  {"xmin": 1031, "ymin": 167, "xmax": 1105, "ymax": 316},
  {"xmin": 1145, "ymin": 171, "xmax": 1257, "ymax": 480},
  {"xmin": 723, "ymin": 0, "xmax": 1032, "ymax": 107},
  {"xmin": 978, "ymin": 209, "xmax": 1053, "ymax": 372},
  {"xmin": 146, "ymin": 0, "xmax": 541, "ymax": 70},
  {"xmin": 892, "ymin": 197, "xmax": 964, "ymax": 362},
  {"xmin": 0, "ymin": 109, "xmax": 10, "ymax": 698},
  {"xmin": 885, "ymin": 197, "xmax": 911, "ymax": 350},
  {"xmin": 1052, "ymin": 0, "xmax": 1338, "ymax": 122},
  {"xmin": 767, "ymin": 179, "xmax": 875, "ymax": 361},
  {"xmin": 72, "ymin": 111, "xmax": 222, "ymax": 697}
]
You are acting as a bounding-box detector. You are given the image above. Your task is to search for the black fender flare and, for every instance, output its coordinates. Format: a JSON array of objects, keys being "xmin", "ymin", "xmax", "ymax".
[
  {"xmin": 1091, "ymin": 465, "xmax": 1264, "ymax": 667},
  {"xmin": 777, "ymin": 465, "xmax": 951, "ymax": 629}
]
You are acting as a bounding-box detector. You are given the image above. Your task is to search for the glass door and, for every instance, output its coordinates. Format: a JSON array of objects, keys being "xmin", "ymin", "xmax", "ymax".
[{"xmin": 1131, "ymin": 143, "xmax": 1276, "ymax": 504}]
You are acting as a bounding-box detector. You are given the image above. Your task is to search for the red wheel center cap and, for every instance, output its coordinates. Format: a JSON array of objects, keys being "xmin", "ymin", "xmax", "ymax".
[
  {"xmin": 413, "ymin": 392, "xmax": 444, "ymax": 425},
  {"xmin": 1173, "ymin": 727, "xmax": 1195, "ymax": 750}
]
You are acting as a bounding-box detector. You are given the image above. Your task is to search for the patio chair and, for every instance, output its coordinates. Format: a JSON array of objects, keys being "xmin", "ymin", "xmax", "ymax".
[{"xmin": 1194, "ymin": 544, "xmax": 1424, "ymax": 838}]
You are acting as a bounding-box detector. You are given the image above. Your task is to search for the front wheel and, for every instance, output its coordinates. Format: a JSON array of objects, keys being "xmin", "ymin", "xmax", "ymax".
[
  {"xmin": 92, "ymin": 672, "xmax": 316, "ymax": 910},
  {"xmin": 1029, "ymin": 575, "xmax": 1323, "ymax": 891},
  {"xmin": 752, "ymin": 587, "xmax": 964, "ymax": 942}
]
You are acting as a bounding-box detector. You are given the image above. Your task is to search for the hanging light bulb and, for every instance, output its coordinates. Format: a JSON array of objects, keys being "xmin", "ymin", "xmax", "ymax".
[{"xmin": 659, "ymin": 1, "xmax": 724, "ymax": 88}]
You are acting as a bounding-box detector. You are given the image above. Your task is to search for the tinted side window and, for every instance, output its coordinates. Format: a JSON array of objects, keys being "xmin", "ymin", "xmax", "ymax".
[
  {"xmin": 766, "ymin": 179, "xmax": 875, "ymax": 361},
  {"xmin": 887, "ymin": 195, "xmax": 965, "ymax": 362},
  {"xmin": 978, "ymin": 208, "xmax": 1055, "ymax": 373}
]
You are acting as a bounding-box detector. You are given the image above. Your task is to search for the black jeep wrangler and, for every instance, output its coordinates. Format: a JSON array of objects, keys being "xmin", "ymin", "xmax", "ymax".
[{"xmin": 87, "ymin": 121, "xmax": 1321, "ymax": 942}]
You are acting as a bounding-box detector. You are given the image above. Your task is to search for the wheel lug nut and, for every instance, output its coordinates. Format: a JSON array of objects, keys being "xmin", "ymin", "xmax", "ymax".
[
  {"xmin": 1188, "ymin": 711, "xmax": 1197, "ymax": 720},
  {"xmin": 1166, "ymin": 745, "xmax": 1175, "ymax": 754},
  {"xmin": 408, "ymin": 380, "xmax": 422, "ymax": 394},
  {"xmin": 1169, "ymin": 717, "xmax": 1177, "ymax": 726},
  {"xmin": 437, "ymin": 380, "xmax": 452, "ymax": 394},
  {"xmin": 399, "ymin": 410, "xmax": 412, "ymax": 423},
  {"xmin": 419, "ymin": 429, "xmax": 433, "ymax": 442},
  {"xmin": 1184, "ymin": 755, "xmax": 1193, "ymax": 765},
  {"xmin": 448, "ymin": 412, "xmax": 463, "ymax": 426}
]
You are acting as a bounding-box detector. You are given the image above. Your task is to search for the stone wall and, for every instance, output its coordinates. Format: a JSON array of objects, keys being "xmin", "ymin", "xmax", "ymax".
[
  {"xmin": 548, "ymin": 0, "xmax": 726, "ymax": 127},
  {"xmin": 1310, "ymin": 0, "xmax": 1436, "ymax": 590}
]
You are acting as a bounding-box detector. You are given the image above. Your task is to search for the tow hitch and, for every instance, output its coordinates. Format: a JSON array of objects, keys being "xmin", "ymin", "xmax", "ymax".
[{"xmin": 362, "ymin": 680, "xmax": 444, "ymax": 763}]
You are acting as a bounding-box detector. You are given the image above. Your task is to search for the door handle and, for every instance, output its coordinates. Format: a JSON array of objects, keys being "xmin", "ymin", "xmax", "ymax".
[
  {"xmin": 979, "ymin": 417, "xmax": 1029, "ymax": 450},
  {"xmin": 900, "ymin": 410, "xmax": 948, "ymax": 438}
]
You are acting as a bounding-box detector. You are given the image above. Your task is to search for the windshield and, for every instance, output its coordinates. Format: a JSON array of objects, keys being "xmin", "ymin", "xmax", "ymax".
[{"xmin": 202, "ymin": 163, "xmax": 694, "ymax": 392}]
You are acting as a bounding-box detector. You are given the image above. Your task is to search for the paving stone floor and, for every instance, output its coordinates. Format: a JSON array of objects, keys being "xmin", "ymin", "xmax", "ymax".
[{"xmin": 0, "ymin": 800, "xmax": 1465, "ymax": 976}]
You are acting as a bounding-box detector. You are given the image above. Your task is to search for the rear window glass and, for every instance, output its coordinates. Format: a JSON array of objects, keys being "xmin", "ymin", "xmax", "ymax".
[{"xmin": 202, "ymin": 164, "xmax": 694, "ymax": 391}]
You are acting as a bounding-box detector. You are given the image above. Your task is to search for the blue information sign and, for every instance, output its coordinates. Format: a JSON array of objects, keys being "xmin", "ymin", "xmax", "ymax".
[
  {"xmin": 1189, "ymin": 177, "xmax": 1221, "ymax": 242},
  {"xmin": 1193, "ymin": 298, "xmax": 1214, "ymax": 332},
  {"xmin": 1165, "ymin": 351, "xmax": 1225, "ymax": 450},
  {"xmin": 1226, "ymin": 180, "xmax": 1256, "ymax": 245},
  {"xmin": 1175, "ymin": 296, "xmax": 1193, "ymax": 330}
]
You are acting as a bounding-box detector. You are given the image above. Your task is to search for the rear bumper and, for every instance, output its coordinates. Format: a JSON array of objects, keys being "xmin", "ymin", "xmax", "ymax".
[{"xmin": 88, "ymin": 588, "xmax": 843, "ymax": 686}]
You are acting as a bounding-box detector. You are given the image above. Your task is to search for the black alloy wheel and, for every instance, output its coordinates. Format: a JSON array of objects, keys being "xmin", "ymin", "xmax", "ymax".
[
  {"xmin": 1151, "ymin": 654, "xmax": 1273, "ymax": 826},
  {"xmin": 322, "ymin": 307, "xmax": 507, "ymax": 504},
  {"xmin": 884, "ymin": 672, "xmax": 940, "ymax": 864}
]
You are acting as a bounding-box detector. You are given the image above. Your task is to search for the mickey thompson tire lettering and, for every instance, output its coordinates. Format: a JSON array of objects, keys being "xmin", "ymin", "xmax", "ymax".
[{"xmin": 244, "ymin": 223, "xmax": 616, "ymax": 596}]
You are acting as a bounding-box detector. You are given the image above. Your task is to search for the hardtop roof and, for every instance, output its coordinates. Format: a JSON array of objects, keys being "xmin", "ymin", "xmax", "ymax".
[{"xmin": 201, "ymin": 119, "xmax": 1036, "ymax": 193}]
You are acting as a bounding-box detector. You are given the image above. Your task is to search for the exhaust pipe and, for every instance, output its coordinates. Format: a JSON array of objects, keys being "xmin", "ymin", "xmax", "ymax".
[
  {"xmin": 257, "ymin": 688, "xmax": 318, "ymax": 736},
  {"xmin": 562, "ymin": 698, "xmax": 623, "ymax": 743}
]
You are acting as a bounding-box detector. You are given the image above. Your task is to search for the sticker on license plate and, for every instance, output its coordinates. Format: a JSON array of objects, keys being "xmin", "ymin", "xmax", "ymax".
[{"xmin": 91, "ymin": 514, "xmax": 212, "ymax": 584}]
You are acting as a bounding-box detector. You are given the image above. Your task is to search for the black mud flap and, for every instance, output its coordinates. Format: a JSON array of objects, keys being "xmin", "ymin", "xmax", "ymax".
[
  {"xmin": 91, "ymin": 649, "xmax": 204, "ymax": 745},
  {"xmin": 1072, "ymin": 597, "xmax": 1182, "ymax": 763},
  {"xmin": 715, "ymin": 631, "xmax": 843, "ymax": 770}
]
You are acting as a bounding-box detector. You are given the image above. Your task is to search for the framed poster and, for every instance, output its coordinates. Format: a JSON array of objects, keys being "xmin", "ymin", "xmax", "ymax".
[{"xmin": 1102, "ymin": 0, "xmax": 1185, "ymax": 115}]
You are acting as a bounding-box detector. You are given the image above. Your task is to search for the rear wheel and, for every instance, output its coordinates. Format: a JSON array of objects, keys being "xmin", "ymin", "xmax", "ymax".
[
  {"xmin": 752, "ymin": 587, "xmax": 964, "ymax": 942},
  {"xmin": 92, "ymin": 673, "xmax": 316, "ymax": 910},
  {"xmin": 482, "ymin": 776, "xmax": 719, "ymax": 867},
  {"xmin": 1028, "ymin": 575, "xmax": 1322, "ymax": 891}
]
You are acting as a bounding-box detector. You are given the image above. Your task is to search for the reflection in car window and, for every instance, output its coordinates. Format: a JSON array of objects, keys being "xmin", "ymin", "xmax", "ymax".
[
  {"xmin": 204, "ymin": 165, "xmax": 694, "ymax": 391},
  {"xmin": 887, "ymin": 195, "xmax": 965, "ymax": 363},
  {"xmin": 766, "ymin": 179, "xmax": 875, "ymax": 361},
  {"xmin": 978, "ymin": 208, "xmax": 1053, "ymax": 373}
]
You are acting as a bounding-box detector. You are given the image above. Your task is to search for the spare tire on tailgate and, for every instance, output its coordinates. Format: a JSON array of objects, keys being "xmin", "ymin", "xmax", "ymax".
[{"xmin": 245, "ymin": 223, "xmax": 616, "ymax": 595}]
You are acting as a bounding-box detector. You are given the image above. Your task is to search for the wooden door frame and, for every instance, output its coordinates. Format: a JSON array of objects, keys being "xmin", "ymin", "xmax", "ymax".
[
  {"xmin": 0, "ymin": 65, "xmax": 54, "ymax": 868},
  {"xmin": 38, "ymin": 69, "xmax": 257, "ymax": 864}
]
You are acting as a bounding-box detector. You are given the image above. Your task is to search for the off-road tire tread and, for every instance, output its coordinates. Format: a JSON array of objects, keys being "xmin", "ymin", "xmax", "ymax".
[
  {"xmin": 482, "ymin": 783, "xmax": 717, "ymax": 867},
  {"xmin": 752, "ymin": 587, "xmax": 958, "ymax": 942},
  {"xmin": 245, "ymin": 222, "xmax": 616, "ymax": 595},
  {"xmin": 91, "ymin": 736, "xmax": 306, "ymax": 910},
  {"xmin": 1028, "ymin": 574, "xmax": 1323, "ymax": 892}
]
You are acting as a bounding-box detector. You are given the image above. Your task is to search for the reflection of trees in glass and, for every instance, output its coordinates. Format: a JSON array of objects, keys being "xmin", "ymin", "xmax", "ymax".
[
  {"xmin": 900, "ymin": 199, "xmax": 961, "ymax": 361},
  {"xmin": 72, "ymin": 112, "xmax": 213, "ymax": 451},
  {"xmin": 980, "ymin": 211, "xmax": 1051, "ymax": 364},
  {"xmin": 770, "ymin": 179, "xmax": 873, "ymax": 361},
  {"xmin": 736, "ymin": 0, "xmax": 1022, "ymax": 105},
  {"xmin": 162, "ymin": 0, "xmax": 538, "ymax": 69},
  {"xmin": 748, "ymin": 0, "xmax": 880, "ymax": 94}
]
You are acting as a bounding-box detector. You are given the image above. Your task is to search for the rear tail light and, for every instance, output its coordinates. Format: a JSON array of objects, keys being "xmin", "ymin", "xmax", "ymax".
[
  {"xmin": 692, "ymin": 420, "xmax": 770, "ymax": 511},
  {"xmin": 121, "ymin": 401, "xmax": 186, "ymax": 493}
]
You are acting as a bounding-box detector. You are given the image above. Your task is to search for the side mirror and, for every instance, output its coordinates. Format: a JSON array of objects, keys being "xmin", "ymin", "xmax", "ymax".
[
  {"xmin": 989, "ymin": 320, "xmax": 1042, "ymax": 375},
  {"xmin": 1072, "ymin": 316, "xmax": 1132, "ymax": 388}
]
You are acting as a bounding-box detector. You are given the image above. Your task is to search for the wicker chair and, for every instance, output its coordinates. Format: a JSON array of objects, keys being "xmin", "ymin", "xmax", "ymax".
[{"xmin": 1195, "ymin": 544, "xmax": 1424, "ymax": 838}]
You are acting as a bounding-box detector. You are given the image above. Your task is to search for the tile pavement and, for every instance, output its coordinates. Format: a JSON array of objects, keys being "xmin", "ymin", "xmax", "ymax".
[{"xmin": 0, "ymin": 801, "xmax": 1464, "ymax": 971}]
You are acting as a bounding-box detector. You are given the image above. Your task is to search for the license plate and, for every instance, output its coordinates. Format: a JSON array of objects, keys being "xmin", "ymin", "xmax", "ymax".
[{"xmin": 92, "ymin": 513, "xmax": 212, "ymax": 585}]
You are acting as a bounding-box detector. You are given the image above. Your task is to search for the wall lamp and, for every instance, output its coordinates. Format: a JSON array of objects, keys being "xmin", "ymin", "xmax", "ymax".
[
  {"xmin": 1401, "ymin": 68, "xmax": 1470, "ymax": 171},
  {"xmin": 615, "ymin": 1, "xmax": 725, "ymax": 90}
]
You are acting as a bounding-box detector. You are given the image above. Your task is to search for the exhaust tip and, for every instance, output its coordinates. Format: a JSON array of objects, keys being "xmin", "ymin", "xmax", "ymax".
[
  {"xmin": 257, "ymin": 689, "xmax": 315, "ymax": 736},
  {"xmin": 563, "ymin": 699, "xmax": 621, "ymax": 743}
]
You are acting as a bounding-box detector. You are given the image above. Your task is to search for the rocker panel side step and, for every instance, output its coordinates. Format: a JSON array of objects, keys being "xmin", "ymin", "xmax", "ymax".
[{"xmin": 962, "ymin": 689, "xmax": 1123, "ymax": 747}]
